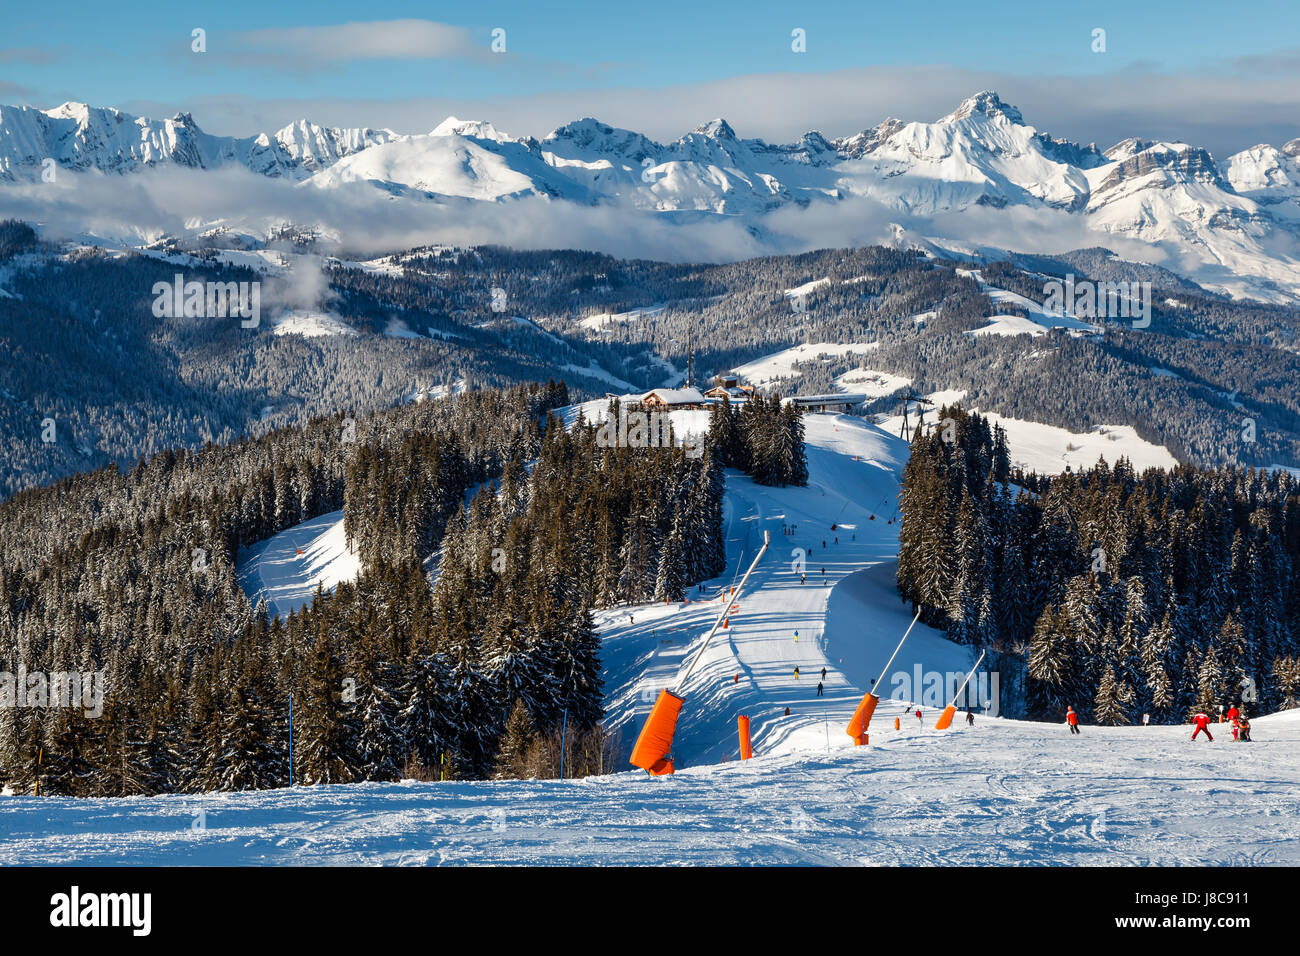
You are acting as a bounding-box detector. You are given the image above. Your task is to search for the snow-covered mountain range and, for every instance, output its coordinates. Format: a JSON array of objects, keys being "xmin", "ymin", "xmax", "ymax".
[{"xmin": 2, "ymin": 92, "xmax": 1299, "ymax": 301}]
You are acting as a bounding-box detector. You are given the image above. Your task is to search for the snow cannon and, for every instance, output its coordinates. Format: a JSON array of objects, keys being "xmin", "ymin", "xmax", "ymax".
[
  {"xmin": 934, "ymin": 650, "xmax": 985, "ymax": 731},
  {"xmin": 844, "ymin": 609, "xmax": 922, "ymax": 741},
  {"xmin": 846, "ymin": 693, "xmax": 878, "ymax": 743},
  {"xmin": 738, "ymin": 714, "xmax": 753, "ymax": 760},
  {"xmin": 629, "ymin": 689, "xmax": 684, "ymax": 775},
  {"xmin": 628, "ymin": 532, "xmax": 771, "ymax": 775}
]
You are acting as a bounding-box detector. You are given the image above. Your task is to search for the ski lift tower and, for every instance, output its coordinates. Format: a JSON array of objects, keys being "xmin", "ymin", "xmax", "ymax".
[{"xmin": 898, "ymin": 389, "xmax": 933, "ymax": 441}]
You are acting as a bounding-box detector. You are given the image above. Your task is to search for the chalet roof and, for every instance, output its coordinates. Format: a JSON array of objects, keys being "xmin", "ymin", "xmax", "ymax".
[{"xmin": 641, "ymin": 387, "xmax": 706, "ymax": 405}]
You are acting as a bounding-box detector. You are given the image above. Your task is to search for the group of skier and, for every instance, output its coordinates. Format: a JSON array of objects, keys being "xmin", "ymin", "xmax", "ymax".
[{"xmin": 1064, "ymin": 702, "xmax": 1253, "ymax": 741}]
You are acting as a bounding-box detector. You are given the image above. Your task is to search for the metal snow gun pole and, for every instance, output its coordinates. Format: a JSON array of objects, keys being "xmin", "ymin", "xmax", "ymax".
[
  {"xmin": 629, "ymin": 530, "xmax": 771, "ymax": 775},
  {"xmin": 846, "ymin": 608, "xmax": 922, "ymax": 744}
]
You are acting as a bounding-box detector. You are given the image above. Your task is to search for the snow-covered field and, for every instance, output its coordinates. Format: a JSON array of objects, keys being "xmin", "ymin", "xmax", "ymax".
[
  {"xmin": 2, "ymin": 710, "xmax": 1295, "ymax": 865},
  {"xmin": 578, "ymin": 304, "xmax": 664, "ymax": 331},
  {"xmin": 879, "ymin": 391, "xmax": 1178, "ymax": 474},
  {"xmin": 6, "ymin": 414, "xmax": 1292, "ymax": 866},
  {"xmin": 957, "ymin": 269, "xmax": 1099, "ymax": 338},
  {"xmin": 271, "ymin": 310, "xmax": 356, "ymax": 338},
  {"xmin": 732, "ymin": 343, "xmax": 878, "ymax": 387},
  {"xmin": 834, "ymin": 366, "xmax": 912, "ymax": 397}
]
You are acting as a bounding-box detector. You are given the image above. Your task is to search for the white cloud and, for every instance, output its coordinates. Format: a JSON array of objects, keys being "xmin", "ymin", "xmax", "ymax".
[
  {"xmin": 0, "ymin": 161, "xmax": 1207, "ymax": 274},
  {"xmin": 236, "ymin": 19, "xmax": 485, "ymax": 63}
]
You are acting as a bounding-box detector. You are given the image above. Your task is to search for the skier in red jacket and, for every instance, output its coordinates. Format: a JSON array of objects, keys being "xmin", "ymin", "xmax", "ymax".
[
  {"xmin": 1066, "ymin": 706, "xmax": 1080, "ymax": 734},
  {"xmin": 1192, "ymin": 711, "xmax": 1214, "ymax": 741},
  {"xmin": 1226, "ymin": 703, "xmax": 1240, "ymax": 724}
]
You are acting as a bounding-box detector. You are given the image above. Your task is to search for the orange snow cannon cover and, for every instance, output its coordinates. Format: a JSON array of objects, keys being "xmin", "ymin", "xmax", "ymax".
[
  {"xmin": 934, "ymin": 704, "xmax": 957, "ymax": 730},
  {"xmin": 846, "ymin": 692, "xmax": 879, "ymax": 739},
  {"xmin": 630, "ymin": 689, "xmax": 685, "ymax": 775},
  {"xmin": 738, "ymin": 714, "xmax": 753, "ymax": 760}
]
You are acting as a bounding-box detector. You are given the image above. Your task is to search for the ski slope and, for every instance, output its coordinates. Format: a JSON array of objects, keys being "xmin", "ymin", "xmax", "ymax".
[
  {"xmin": 235, "ymin": 510, "xmax": 360, "ymax": 621},
  {"xmin": 597, "ymin": 413, "xmax": 974, "ymax": 767}
]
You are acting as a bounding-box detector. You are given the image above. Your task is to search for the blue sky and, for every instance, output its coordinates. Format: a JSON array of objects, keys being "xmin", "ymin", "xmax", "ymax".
[{"xmin": 3, "ymin": 1, "xmax": 1298, "ymax": 154}]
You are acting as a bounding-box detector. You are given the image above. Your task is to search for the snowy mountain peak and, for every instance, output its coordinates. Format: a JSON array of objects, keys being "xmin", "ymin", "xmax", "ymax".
[
  {"xmin": 692, "ymin": 118, "xmax": 737, "ymax": 140},
  {"xmin": 834, "ymin": 118, "xmax": 904, "ymax": 159},
  {"xmin": 3, "ymin": 94, "xmax": 1300, "ymax": 302},
  {"xmin": 945, "ymin": 90, "xmax": 1023, "ymax": 125},
  {"xmin": 431, "ymin": 117, "xmax": 510, "ymax": 142},
  {"xmin": 44, "ymin": 101, "xmax": 95, "ymax": 121},
  {"xmin": 543, "ymin": 117, "xmax": 660, "ymax": 156},
  {"xmin": 1104, "ymin": 138, "xmax": 1155, "ymax": 162},
  {"xmin": 1099, "ymin": 140, "xmax": 1228, "ymax": 191}
]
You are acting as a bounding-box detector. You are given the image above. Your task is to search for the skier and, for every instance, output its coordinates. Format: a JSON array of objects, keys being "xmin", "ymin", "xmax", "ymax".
[
  {"xmin": 915, "ymin": 707, "xmax": 923, "ymax": 727},
  {"xmin": 966, "ymin": 710, "xmax": 975, "ymax": 727},
  {"xmin": 733, "ymin": 674, "xmax": 739, "ymax": 684},
  {"xmin": 1238, "ymin": 716, "xmax": 1252, "ymax": 742},
  {"xmin": 822, "ymin": 540, "xmax": 826, "ymax": 549},
  {"xmin": 800, "ymin": 573, "xmax": 806, "ymax": 585},
  {"xmin": 820, "ymin": 667, "xmax": 827, "ymax": 680},
  {"xmin": 1066, "ymin": 705, "xmax": 1080, "ymax": 734},
  {"xmin": 1191, "ymin": 711, "xmax": 1214, "ymax": 741},
  {"xmin": 1143, "ymin": 713, "xmax": 1150, "ymax": 727},
  {"xmin": 1226, "ymin": 702, "xmax": 1240, "ymax": 725},
  {"xmin": 784, "ymin": 706, "xmax": 791, "ymax": 716},
  {"xmin": 793, "ymin": 666, "xmax": 800, "ymax": 680},
  {"xmin": 793, "ymin": 630, "xmax": 798, "ymax": 643},
  {"xmin": 816, "ymin": 681, "xmax": 824, "ymax": 698}
]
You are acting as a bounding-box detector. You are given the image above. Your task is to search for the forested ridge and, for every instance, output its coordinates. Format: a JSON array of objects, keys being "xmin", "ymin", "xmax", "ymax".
[
  {"xmin": 0, "ymin": 380, "xmax": 736, "ymax": 795},
  {"xmin": 898, "ymin": 407, "xmax": 1300, "ymax": 723},
  {"xmin": 5, "ymin": 225, "xmax": 1300, "ymax": 497}
]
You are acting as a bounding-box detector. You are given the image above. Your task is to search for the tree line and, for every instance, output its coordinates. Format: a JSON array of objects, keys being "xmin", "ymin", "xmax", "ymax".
[{"xmin": 897, "ymin": 406, "xmax": 1300, "ymax": 723}]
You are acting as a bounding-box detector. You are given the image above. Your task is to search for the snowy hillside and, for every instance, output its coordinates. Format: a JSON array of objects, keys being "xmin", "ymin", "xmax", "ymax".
[
  {"xmin": 7, "ymin": 410, "xmax": 1299, "ymax": 865},
  {"xmin": 3, "ymin": 710, "xmax": 1297, "ymax": 864},
  {"xmin": 878, "ymin": 393, "xmax": 1179, "ymax": 474}
]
